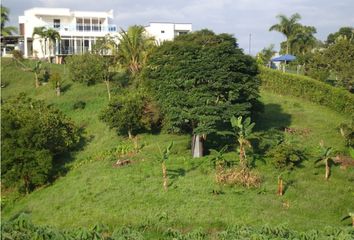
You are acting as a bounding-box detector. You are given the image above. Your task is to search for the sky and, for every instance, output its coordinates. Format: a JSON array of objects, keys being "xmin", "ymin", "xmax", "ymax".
[{"xmin": 3, "ymin": 0, "xmax": 354, "ymax": 54}]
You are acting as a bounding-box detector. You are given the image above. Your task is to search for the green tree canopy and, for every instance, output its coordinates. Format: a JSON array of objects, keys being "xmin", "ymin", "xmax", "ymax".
[
  {"xmin": 269, "ymin": 13, "xmax": 302, "ymax": 54},
  {"xmin": 1, "ymin": 94, "xmax": 81, "ymax": 193},
  {"xmin": 144, "ymin": 30, "xmax": 260, "ymax": 156},
  {"xmin": 326, "ymin": 27, "xmax": 354, "ymax": 45}
]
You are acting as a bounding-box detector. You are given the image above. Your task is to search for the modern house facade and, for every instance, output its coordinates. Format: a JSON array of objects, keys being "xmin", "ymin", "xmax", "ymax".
[
  {"xmin": 18, "ymin": 8, "xmax": 117, "ymax": 58},
  {"xmin": 145, "ymin": 22, "xmax": 192, "ymax": 44},
  {"xmin": 18, "ymin": 8, "xmax": 192, "ymax": 60}
]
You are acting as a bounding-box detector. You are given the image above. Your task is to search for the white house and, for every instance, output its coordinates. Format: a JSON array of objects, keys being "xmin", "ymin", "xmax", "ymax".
[
  {"xmin": 18, "ymin": 8, "xmax": 117, "ymax": 59},
  {"xmin": 145, "ymin": 22, "xmax": 192, "ymax": 44}
]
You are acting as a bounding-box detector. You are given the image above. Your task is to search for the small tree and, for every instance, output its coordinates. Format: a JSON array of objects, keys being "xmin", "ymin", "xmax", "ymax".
[
  {"xmin": 49, "ymin": 72, "xmax": 63, "ymax": 96},
  {"xmin": 32, "ymin": 60, "xmax": 42, "ymax": 88},
  {"xmin": 315, "ymin": 142, "xmax": 334, "ymax": 180},
  {"xmin": 230, "ymin": 116, "xmax": 255, "ymax": 168},
  {"xmin": 1, "ymin": 94, "xmax": 81, "ymax": 193},
  {"xmin": 100, "ymin": 91, "xmax": 144, "ymax": 138},
  {"xmin": 157, "ymin": 142, "xmax": 173, "ymax": 191}
]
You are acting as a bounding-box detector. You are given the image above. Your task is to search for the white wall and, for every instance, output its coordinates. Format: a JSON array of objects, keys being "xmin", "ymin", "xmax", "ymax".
[{"xmin": 145, "ymin": 22, "xmax": 192, "ymax": 44}]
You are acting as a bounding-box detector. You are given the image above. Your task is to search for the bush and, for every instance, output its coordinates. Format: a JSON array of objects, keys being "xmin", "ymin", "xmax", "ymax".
[
  {"xmin": 259, "ymin": 67, "xmax": 354, "ymax": 116},
  {"xmin": 1, "ymin": 94, "xmax": 81, "ymax": 192},
  {"xmin": 73, "ymin": 100, "xmax": 86, "ymax": 110},
  {"xmin": 11, "ymin": 49, "xmax": 23, "ymax": 60},
  {"xmin": 266, "ymin": 142, "xmax": 306, "ymax": 169},
  {"xmin": 66, "ymin": 53, "xmax": 105, "ymax": 85}
]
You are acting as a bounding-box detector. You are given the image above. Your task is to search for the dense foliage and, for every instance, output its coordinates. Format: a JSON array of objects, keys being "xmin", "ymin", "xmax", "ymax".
[
  {"xmin": 266, "ymin": 142, "xmax": 305, "ymax": 169},
  {"xmin": 100, "ymin": 90, "xmax": 160, "ymax": 137},
  {"xmin": 144, "ymin": 30, "xmax": 260, "ymax": 136},
  {"xmin": 1, "ymin": 94, "xmax": 81, "ymax": 192},
  {"xmin": 66, "ymin": 53, "xmax": 106, "ymax": 85},
  {"xmin": 259, "ymin": 67, "xmax": 354, "ymax": 116}
]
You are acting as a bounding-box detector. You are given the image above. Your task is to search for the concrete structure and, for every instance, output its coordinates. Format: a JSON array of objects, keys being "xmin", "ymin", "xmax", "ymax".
[
  {"xmin": 145, "ymin": 22, "xmax": 192, "ymax": 44},
  {"xmin": 19, "ymin": 8, "xmax": 117, "ymax": 58}
]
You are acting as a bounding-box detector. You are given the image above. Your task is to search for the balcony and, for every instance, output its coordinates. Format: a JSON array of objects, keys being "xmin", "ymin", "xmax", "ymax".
[{"xmin": 44, "ymin": 23, "xmax": 117, "ymax": 33}]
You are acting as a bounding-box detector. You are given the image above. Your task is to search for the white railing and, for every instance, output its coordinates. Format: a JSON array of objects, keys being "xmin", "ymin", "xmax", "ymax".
[{"xmin": 45, "ymin": 23, "xmax": 117, "ymax": 33}]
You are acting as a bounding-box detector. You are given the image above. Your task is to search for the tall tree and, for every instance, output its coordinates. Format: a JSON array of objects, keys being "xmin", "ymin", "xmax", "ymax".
[
  {"xmin": 144, "ymin": 30, "xmax": 260, "ymax": 158},
  {"xmin": 118, "ymin": 25, "xmax": 155, "ymax": 82},
  {"xmin": 269, "ymin": 13, "xmax": 302, "ymax": 54},
  {"xmin": 1, "ymin": 5, "xmax": 17, "ymax": 36},
  {"xmin": 256, "ymin": 44, "xmax": 276, "ymax": 66},
  {"xmin": 290, "ymin": 25, "xmax": 317, "ymax": 56},
  {"xmin": 326, "ymin": 27, "xmax": 354, "ymax": 45}
]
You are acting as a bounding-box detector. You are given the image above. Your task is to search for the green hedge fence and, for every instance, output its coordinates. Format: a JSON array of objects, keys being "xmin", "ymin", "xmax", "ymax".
[{"xmin": 259, "ymin": 67, "xmax": 354, "ymax": 116}]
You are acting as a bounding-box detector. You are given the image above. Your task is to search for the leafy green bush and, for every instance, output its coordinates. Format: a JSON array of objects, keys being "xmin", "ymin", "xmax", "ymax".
[
  {"xmin": 266, "ymin": 142, "xmax": 306, "ymax": 169},
  {"xmin": 73, "ymin": 100, "xmax": 86, "ymax": 110},
  {"xmin": 11, "ymin": 49, "xmax": 23, "ymax": 60},
  {"xmin": 1, "ymin": 94, "xmax": 81, "ymax": 193},
  {"xmin": 66, "ymin": 53, "xmax": 105, "ymax": 85},
  {"xmin": 100, "ymin": 90, "xmax": 160, "ymax": 138},
  {"xmin": 259, "ymin": 67, "xmax": 354, "ymax": 116}
]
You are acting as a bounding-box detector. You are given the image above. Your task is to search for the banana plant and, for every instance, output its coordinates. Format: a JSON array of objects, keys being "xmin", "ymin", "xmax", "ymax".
[
  {"xmin": 231, "ymin": 116, "xmax": 255, "ymax": 168},
  {"xmin": 315, "ymin": 143, "xmax": 334, "ymax": 180},
  {"xmin": 32, "ymin": 61, "xmax": 42, "ymax": 88},
  {"xmin": 157, "ymin": 142, "xmax": 173, "ymax": 191},
  {"xmin": 209, "ymin": 145, "xmax": 230, "ymax": 169},
  {"xmin": 277, "ymin": 173, "xmax": 284, "ymax": 196}
]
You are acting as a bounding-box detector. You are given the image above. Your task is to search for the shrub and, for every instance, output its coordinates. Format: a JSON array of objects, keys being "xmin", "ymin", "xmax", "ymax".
[
  {"xmin": 73, "ymin": 100, "xmax": 86, "ymax": 110},
  {"xmin": 259, "ymin": 67, "xmax": 354, "ymax": 116},
  {"xmin": 11, "ymin": 49, "xmax": 23, "ymax": 60},
  {"xmin": 266, "ymin": 142, "xmax": 306, "ymax": 169},
  {"xmin": 1, "ymin": 94, "xmax": 81, "ymax": 192},
  {"xmin": 66, "ymin": 53, "xmax": 105, "ymax": 85}
]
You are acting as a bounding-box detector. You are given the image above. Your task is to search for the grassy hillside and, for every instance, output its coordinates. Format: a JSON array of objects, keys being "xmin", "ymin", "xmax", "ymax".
[{"xmin": 1, "ymin": 58, "xmax": 353, "ymax": 234}]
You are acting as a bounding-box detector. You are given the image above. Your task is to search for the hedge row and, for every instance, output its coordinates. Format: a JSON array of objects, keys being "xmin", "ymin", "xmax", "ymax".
[{"xmin": 258, "ymin": 67, "xmax": 354, "ymax": 116}]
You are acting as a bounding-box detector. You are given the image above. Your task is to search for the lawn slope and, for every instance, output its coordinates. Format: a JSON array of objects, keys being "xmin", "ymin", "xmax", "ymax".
[{"xmin": 1, "ymin": 58, "xmax": 353, "ymax": 233}]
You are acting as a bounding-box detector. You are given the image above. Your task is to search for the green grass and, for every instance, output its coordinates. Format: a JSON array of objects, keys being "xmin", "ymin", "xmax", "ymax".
[{"xmin": 1, "ymin": 58, "xmax": 353, "ymax": 235}]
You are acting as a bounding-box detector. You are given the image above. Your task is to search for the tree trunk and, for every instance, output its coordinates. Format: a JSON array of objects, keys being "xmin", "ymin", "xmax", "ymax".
[
  {"xmin": 56, "ymin": 86, "xmax": 61, "ymax": 96},
  {"xmin": 35, "ymin": 73, "xmax": 40, "ymax": 88},
  {"xmin": 278, "ymin": 176, "xmax": 283, "ymax": 196},
  {"xmin": 162, "ymin": 162, "xmax": 167, "ymax": 191},
  {"xmin": 24, "ymin": 176, "xmax": 30, "ymax": 195},
  {"xmin": 325, "ymin": 160, "xmax": 330, "ymax": 180},
  {"xmin": 286, "ymin": 39, "xmax": 289, "ymax": 54},
  {"xmin": 105, "ymin": 80, "xmax": 111, "ymax": 101},
  {"xmin": 192, "ymin": 134, "xmax": 203, "ymax": 158},
  {"xmin": 128, "ymin": 129, "xmax": 132, "ymax": 139}
]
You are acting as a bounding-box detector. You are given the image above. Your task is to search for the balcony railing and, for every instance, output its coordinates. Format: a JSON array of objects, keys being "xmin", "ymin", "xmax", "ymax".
[{"xmin": 45, "ymin": 23, "xmax": 117, "ymax": 33}]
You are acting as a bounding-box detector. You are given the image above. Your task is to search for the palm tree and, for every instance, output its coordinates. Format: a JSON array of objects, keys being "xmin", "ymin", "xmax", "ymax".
[
  {"xmin": 1, "ymin": 5, "xmax": 17, "ymax": 36},
  {"xmin": 32, "ymin": 27, "xmax": 47, "ymax": 59},
  {"xmin": 157, "ymin": 142, "xmax": 173, "ymax": 191},
  {"xmin": 315, "ymin": 142, "xmax": 334, "ymax": 180},
  {"xmin": 269, "ymin": 13, "xmax": 302, "ymax": 54},
  {"xmin": 231, "ymin": 116, "xmax": 255, "ymax": 168},
  {"xmin": 45, "ymin": 28, "xmax": 61, "ymax": 62},
  {"xmin": 118, "ymin": 25, "xmax": 155, "ymax": 79}
]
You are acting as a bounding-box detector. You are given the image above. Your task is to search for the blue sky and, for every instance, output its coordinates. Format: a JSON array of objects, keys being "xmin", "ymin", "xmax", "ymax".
[{"xmin": 4, "ymin": 0, "xmax": 354, "ymax": 54}]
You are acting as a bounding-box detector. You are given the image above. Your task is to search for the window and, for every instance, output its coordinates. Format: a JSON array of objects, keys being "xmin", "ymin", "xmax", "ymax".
[
  {"xmin": 178, "ymin": 31, "xmax": 187, "ymax": 35},
  {"xmin": 76, "ymin": 18, "xmax": 83, "ymax": 31},
  {"xmin": 161, "ymin": 30, "xmax": 165, "ymax": 33},
  {"xmin": 53, "ymin": 19, "xmax": 60, "ymax": 29}
]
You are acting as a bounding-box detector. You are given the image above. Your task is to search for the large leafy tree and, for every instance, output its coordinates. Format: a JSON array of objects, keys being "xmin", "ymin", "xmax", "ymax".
[
  {"xmin": 269, "ymin": 13, "xmax": 302, "ymax": 54},
  {"xmin": 1, "ymin": 5, "xmax": 17, "ymax": 36},
  {"xmin": 326, "ymin": 27, "xmax": 354, "ymax": 45},
  {"xmin": 144, "ymin": 30, "xmax": 260, "ymax": 158},
  {"xmin": 290, "ymin": 25, "xmax": 317, "ymax": 56},
  {"xmin": 1, "ymin": 94, "xmax": 81, "ymax": 193},
  {"xmin": 117, "ymin": 25, "xmax": 155, "ymax": 82}
]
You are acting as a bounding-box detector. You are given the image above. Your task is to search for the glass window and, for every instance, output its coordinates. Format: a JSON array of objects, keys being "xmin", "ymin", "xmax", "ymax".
[{"xmin": 53, "ymin": 19, "xmax": 60, "ymax": 29}]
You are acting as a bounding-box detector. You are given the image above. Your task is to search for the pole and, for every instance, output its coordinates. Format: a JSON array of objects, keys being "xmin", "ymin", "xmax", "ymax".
[{"xmin": 248, "ymin": 33, "xmax": 252, "ymax": 55}]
